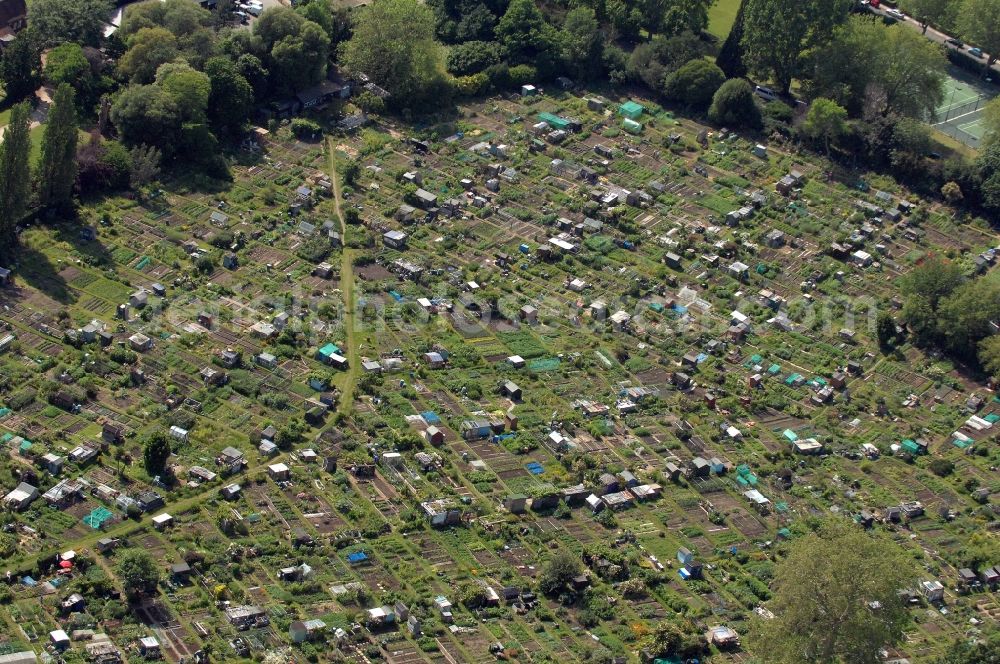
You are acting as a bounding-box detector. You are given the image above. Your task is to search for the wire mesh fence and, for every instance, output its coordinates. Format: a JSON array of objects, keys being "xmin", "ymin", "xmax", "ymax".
[{"xmin": 932, "ymin": 93, "xmax": 989, "ymax": 149}]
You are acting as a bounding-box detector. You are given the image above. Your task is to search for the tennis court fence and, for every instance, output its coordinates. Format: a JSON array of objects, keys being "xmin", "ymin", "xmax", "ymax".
[
  {"xmin": 934, "ymin": 93, "xmax": 989, "ymax": 123},
  {"xmin": 934, "ymin": 123, "xmax": 982, "ymax": 149},
  {"xmin": 932, "ymin": 92, "xmax": 989, "ymax": 149}
]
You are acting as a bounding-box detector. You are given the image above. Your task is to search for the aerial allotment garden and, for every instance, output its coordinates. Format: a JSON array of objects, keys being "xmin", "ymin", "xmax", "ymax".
[{"xmin": 0, "ymin": 85, "xmax": 998, "ymax": 664}]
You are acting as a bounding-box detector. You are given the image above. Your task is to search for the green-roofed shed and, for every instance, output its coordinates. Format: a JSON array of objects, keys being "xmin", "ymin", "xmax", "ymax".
[
  {"xmin": 767, "ymin": 363, "xmax": 781, "ymax": 375},
  {"xmin": 783, "ymin": 429, "xmax": 798, "ymax": 442},
  {"xmin": 901, "ymin": 439, "xmax": 921, "ymax": 455},
  {"xmin": 537, "ymin": 112, "xmax": 571, "ymax": 131},
  {"xmin": 619, "ymin": 100, "xmax": 644, "ymax": 119},
  {"xmin": 623, "ymin": 118, "xmax": 643, "ymax": 134},
  {"xmin": 750, "ymin": 354, "xmax": 763, "ymax": 364},
  {"xmin": 318, "ymin": 343, "xmax": 341, "ymax": 358}
]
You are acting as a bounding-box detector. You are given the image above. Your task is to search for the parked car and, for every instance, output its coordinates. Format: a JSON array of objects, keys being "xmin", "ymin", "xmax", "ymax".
[
  {"xmin": 969, "ymin": 47, "xmax": 984, "ymax": 58},
  {"xmin": 754, "ymin": 86, "xmax": 778, "ymax": 102},
  {"xmin": 885, "ymin": 8, "xmax": 906, "ymax": 19},
  {"xmin": 247, "ymin": 2, "xmax": 263, "ymax": 16},
  {"xmin": 946, "ymin": 38, "xmax": 964, "ymax": 49}
]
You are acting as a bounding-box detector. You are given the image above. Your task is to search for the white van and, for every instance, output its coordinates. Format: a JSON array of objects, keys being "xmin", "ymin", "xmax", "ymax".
[
  {"xmin": 754, "ymin": 85, "xmax": 778, "ymax": 102},
  {"xmin": 247, "ymin": 1, "xmax": 264, "ymax": 16}
]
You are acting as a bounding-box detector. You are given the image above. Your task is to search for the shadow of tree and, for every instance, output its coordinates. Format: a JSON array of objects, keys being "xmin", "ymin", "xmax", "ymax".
[
  {"xmin": 52, "ymin": 224, "xmax": 115, "ymax": 270},
  {"xmin": 9, "ymin": 243, "xmax": 75, "ymax": 305}
]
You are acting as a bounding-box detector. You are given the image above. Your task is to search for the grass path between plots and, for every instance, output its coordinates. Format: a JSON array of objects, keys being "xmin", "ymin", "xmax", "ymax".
[{"xmin": 327, "ymin": 138, "xmax": 361, "ymax": 415}]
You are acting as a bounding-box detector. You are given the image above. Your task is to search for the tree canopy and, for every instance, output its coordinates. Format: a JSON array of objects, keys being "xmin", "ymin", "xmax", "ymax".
[
  {"xmin": 663, "ymin": 59, "xmax": 726, "ymax": 110},
  {"xmin": 0, "ymin": 33, "xmax": 41, "ymax": 101},
  {"xmin": 802, "ymin": 98, "xmax": 848, "ymax": 154},
  {"xmin": 708, "ymin": 78, "xmax": 762, "ymax": 130},
  {"xmin": 0, "ymin": 103, "xmax": 32, "ymax": 246},
  {"xmin": 958, "ymin": 0, "xmax": 1000, "ymax": 70},
  {"xmin": 900, "ymin": 0, "xmax": 952, "ymax": 34},
  {"xmin": 26, "ymin": 0, "xmax": 111, "ymax": 47},
  {"xmin": 341, "ymin": 0, "xmax": 449, "ymax": 107},
  {"xmin": 741, "ymin": 0, "xmax": 851, "ymax": 94},
  {"xmin": 750, "ymin": 519, "xmax": 913, "ymax": 664},
  {"xmin": 142, "ymin": 431, "xmax": 172, "ymax": 476},
  {"xmin": 116, "ymin": 549, "xmax": 161, "ymax": 599},
  {"xmin": 538, "ymin": 549, "xmax": 582, "ymax": 596},
  {"xmin": 808, "ymin": 17, "xmax": 945, "ymax": 120},
  {"xmin": 495, "ymin": 0, "xmax": 561, "ymax": 75},
  {"xmin": 37, "ymin": 84, "xmax": 79, "ymax": 211}
]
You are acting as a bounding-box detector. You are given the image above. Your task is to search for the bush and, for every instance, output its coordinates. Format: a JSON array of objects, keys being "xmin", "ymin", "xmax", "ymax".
[
  {"xmin": 928, "ymin": 458, "xmax": 954, "ymax": 477},
  {"xmin": 708, "ymin": 79, "xmax": 763, "ymax": 130},
  {"xmin": 508, "ymin": 64, "xmax": 537, "ymax": 86},
  {"xmin": 290, "ymin": 118, "xmax": 322, "ymax": 140},
  {"xmin": 663, "ymin": 60, "xmax": 725, "ymax": 110}
]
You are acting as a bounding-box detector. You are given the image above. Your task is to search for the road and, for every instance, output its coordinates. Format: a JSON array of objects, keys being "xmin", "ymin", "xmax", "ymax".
[{"xmin": 865, "ymin": 5, "xmax": 998, "ymax": 78}]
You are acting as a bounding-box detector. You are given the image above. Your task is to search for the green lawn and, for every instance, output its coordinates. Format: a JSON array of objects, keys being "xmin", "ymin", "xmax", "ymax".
[{"xmin": 708, "ymin": 0, "xmax": 741, "ymax": 40}]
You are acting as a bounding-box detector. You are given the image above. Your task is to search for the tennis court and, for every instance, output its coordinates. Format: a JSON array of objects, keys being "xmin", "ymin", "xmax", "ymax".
[{"xmin": 932, "ymin": 70, "xmax": 997, "ymax": 148}]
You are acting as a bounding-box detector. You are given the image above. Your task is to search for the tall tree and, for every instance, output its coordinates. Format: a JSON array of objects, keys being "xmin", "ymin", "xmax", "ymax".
[
  {"xmin": 708, "ymin": 78, "xmax": 762, "ymax": 129},
  {"xmin": 204, "ymin": 57, "xmax": 254, "ymax": 138},
  {"xmin": 750, "ymin": 519, "xmax": 913, "ymax": 664},
  {"xmin": 26, "ymin": 0, "xmax": 112, "ymax": 47},
  {"xmin": 111, "ymin": 84, "xmax": 182, "ymax": 156},
  {"xmin": 802, "ymin": 97, "xmax": 848, "ymax": 154},
  {"xmin": 663, "ymin": 59, "xmax": 726, "ymax": 110},
  {"xmin": 0, "ymin": 103, "xmax": 33, "ymax": 246},
  {"xmin": 142, "ymin": 431, "xmax": 171, "ymax": 476},
  {"xmin": 129, "ymin": 145, "xmax": 162, "ymax": 190},
  {"xmin": 660, "ymin": 0, "xmax": 713, "ymax": 36},
  {"xmin": 495, "ymin": 0, "xmax": 561, "ymax": 75},
  {"xmin": 155, "ymin": 62, "xmax": 211, "ymax": 123},
  {"xmin": 902, "ymin": 254, "xmax": 964, "ymax": 310},
  {"xmin": 808, "ymin": 18, "xmax": 946, "ymax": 120},
  {"xmin": 0, "ymin": 33, "xmax": 42, "ymax": 101},
  {"xmin": 115, "ymin": 549, "xmax": 161, "ymax": 600},
  {"xmin": 44, "ymin": 43, "xmax": 94, "ymax": 101},
  {"xmin": 900, "ymin": 0, "xmax": 949, "ymax": 34},
  {"xmin": 984, "ymin": 97, "xmax": 1000, "ymax": 146},
  {"xmin": 937, "ymin": 276, "xmax": 1000, "ymax": 360},
  {"xmin": 958, "ymin": 0, "xmax": 1000, "ymax": 73},
  {"xmin": 980, "ymin": 335, "xmax": 1000, "ymax": 383},
  {"xmin": 716, "ymin": 0, "xmax": 748, "ymax": 78},
  {"xmin": 561, "ymin": 7, "xmax": 603, "ymax": 81},
  {"xmin": 341, "ymin": 0, "xmax": 448, "ymax": 107},
  {"xmin": 741, "ymin": 0, "xmax": 851, "ymax": 95},
  {"xmin": 251, "ymin": 7, "xmax": 329, "ymax": 93},
  {"xmin": 119, "ymin": 27, "xmax": 180, "ymax": 84},
  {"xmin": 37, "ymin": 84, "xmax": 79, "ymax": 212}
]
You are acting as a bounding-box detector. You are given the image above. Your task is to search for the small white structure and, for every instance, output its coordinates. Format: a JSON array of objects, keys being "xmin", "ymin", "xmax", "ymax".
[
  {"xmin": 268, "ymin": 463, "xmax": 290, "ymax": 481},
  {"xmin": 49, "ymin": 630, "xmax": 70, "ymax": 650},
  {"xmin": 151, "ymin": 513, "xmax": 173, "ymax": 530}
]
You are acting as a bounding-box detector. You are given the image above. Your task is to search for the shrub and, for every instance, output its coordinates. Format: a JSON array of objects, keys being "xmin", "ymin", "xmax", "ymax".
[
  {"xmin": 290, "ymin": 118, "xmax": 322, "ymax": 140},
  {"xmin": 708, "ymin": 79, "xmax": 763, "ymax": 130},
  {"xmin": 663, "ymin": 60, "xmax": 725, "ymax": 110}
]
